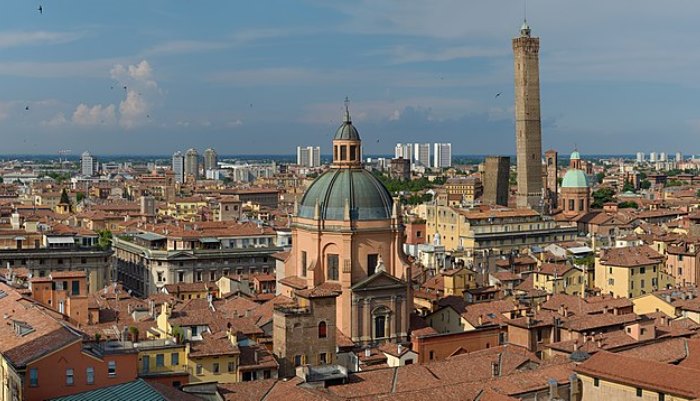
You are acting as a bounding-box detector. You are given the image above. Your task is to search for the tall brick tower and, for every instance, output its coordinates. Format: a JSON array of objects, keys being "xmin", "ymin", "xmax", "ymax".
[{"xmin": 513, "ymin": 21, "xmax": 543, "ymax": 210}]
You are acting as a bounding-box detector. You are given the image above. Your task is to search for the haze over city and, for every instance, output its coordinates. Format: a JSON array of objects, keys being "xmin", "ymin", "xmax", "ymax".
[{"xmin": 1, "ymin": 0, "xmax": 700, "ymax": 155}]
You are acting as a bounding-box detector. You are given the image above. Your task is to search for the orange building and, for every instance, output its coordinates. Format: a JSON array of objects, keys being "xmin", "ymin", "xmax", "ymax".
[
  {"xmin": 0, "ymin": 283, "xmax": 137, "ymax": 401},
  {"xmin": 278, "ymin": 104, "xmax": 413, "ymax": 345},
  {"xmin": 29, "ymin": 271, "xmax": 91, "ymax": 325}
]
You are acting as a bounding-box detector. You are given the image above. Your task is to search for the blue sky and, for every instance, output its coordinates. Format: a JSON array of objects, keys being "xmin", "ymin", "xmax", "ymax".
[{"xmin": 1, "ymin": 0, "xmax": 700, "ymax": 155}]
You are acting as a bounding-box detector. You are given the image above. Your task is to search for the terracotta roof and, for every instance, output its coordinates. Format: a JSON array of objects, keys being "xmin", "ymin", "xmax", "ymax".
[
  {"xmin": 575, "ymin": 351, "xmax": 700, "ymax": 399},
  {"xmin": 599, "ymin": 245, "xmax": 664, "ymax": 267},
  {"xmin": 189, "ymin": 331, "xmax": 240, "ymax": 358},
  {"xmin": 238, "ymin": 344, "xmax": 278, "ymax": 371},
  {"xmin": 0, "ymin": 283, "xmax": 81, "ymax": 368}
]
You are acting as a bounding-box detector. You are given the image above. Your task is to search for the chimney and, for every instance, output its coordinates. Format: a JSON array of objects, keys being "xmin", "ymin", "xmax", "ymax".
[
  {"xmin": 548, "ymin": 379, "xmax": 559, "ymax": 400},
  {"xmin": 491, "ymin": 361, "xmax": 500, "ymax": 377},
  {"xmin": 365, "ymin": 348, "xmax": 371, "ymax": 358},
  {"xmin": 478, "ymin": 315, "xmax": 483, "ymax": 326},
  {"xmin": 569, "ymin": 373, "xmax": 580, "ymax": 399},
  {"xmin": 397, "ymin": 344, "xmax": 403, "ymax": 355}
]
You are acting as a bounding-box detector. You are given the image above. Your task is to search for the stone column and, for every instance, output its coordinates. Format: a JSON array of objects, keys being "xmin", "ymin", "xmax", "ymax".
[{"xmin": 362, "ymin": 298, "xmax": 372, "ymax": 343}]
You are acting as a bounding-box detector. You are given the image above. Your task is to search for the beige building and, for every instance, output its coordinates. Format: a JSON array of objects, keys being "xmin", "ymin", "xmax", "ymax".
[
  {"xmin": 425, "ymin": 204, "xmax": 577, "ymax": 260},
  {"xmin": 595, "ymin": 245, "xmax": 674, "ymax": 298},
  {"xmin": 576, "ymin": 351, "xmax": 700, "ymax": 401},
  {"xmin": 273, "ymin": 289, "xmax": 338, "ymax": 377},
  {"xmin": 444, "ymin": 176, "xmax": 483, "ymax": 205}
]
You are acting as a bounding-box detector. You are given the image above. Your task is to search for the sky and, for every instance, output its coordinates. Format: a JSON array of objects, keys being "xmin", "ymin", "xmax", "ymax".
[{"xmin": 1, "ymin": 0, "xmax": 700, "ymax": 156}]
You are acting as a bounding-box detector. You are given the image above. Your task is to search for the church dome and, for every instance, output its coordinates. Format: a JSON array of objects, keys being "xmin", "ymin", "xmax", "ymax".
[
  {"xmin": 570, "ymin": 150, "xmax": 581, "ymax": 160},
  {"xmin": 298, "ymin": 169, "xmax": 393, "ymax": 221},
  {"xmin": 562, "ymin": 169, "xmax": 589, "ymax": 189},
  {"xmin": 333, "ymin": 114, "xmax": 360, "ymax": 140}
]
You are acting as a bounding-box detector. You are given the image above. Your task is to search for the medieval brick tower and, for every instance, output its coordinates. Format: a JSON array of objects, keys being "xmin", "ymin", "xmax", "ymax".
[{"xmin": 513, "ymin": 21, "xmax": 543, "ymax": 210}]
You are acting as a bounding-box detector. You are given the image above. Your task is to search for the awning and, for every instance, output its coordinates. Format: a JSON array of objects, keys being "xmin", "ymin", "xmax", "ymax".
[
  {"xmin": 46, "ymin": 236, "xmax": 75, "ymax": 244},
  {"xmin": 200, "ymin": 238, "xmax": 220, "ymax": 243}
]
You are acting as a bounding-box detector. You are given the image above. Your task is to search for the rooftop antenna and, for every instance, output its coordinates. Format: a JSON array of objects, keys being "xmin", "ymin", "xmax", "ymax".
[{"xmin": 524, "ymin": 0, "xmax": 527, "ymax": 23}]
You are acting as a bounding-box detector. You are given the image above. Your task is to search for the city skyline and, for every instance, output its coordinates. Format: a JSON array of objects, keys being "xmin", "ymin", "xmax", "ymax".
[{"xmin": 2, "ymin": 1, "xmax": 700, "ymax": 155}]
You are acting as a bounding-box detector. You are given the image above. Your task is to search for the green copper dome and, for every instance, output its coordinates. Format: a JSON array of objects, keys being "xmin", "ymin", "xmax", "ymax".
[
  {"xmin": 570, "ymin": 150, "xmax": 581, "ymax": 160},
  {"xmin": 562, "ymin": 169, "xmax": 589, "ymax": 188},
  {"xmin": 298, "ymin": 169, "xmax": 393, "ymax": 221}
]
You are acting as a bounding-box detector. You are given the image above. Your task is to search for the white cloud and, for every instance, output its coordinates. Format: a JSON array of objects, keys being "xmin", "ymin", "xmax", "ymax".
[
  {"xmin": 110, "ymin": 60, "xmax": 157, "ymax": 88},
  {"xmin": 109, "ymin": 60, "xmax": 159, "ymax": 128},
  {"xmin": 72, "ymin": 104, "xmax": 116, "ymax": 125},
  {"xmin": 0, "ymin": 31, "xmax": 84, "ymax": 48},
  {"xmin": 119, "ymin": 90, "xmax": 149, "ymax": 129},
  {"xmin": 41, "ymin": 113, "xmax": 68, "ymax": 127}
]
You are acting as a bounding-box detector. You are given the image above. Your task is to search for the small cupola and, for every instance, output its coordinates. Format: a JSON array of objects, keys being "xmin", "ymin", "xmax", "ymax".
[{"xmin": 332, "ymin": 98, "xmax": 362, "ymax": 168}]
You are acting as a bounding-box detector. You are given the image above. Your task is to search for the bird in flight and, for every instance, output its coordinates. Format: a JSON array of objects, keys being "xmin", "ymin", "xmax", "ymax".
[
  {"xmin": 495, "ymin": 92, "xmax": 502, "ymax": 98},
  {"xmin": 123, "ymin": 86, "xmax": 127, "ymax": 91},
  {"xmin": 37, "ymin": 5, "xmax": 42, "ymax": 14},
  {"xmin": 25, "ymin": 106, "xmax": 29, "ymax": 111}
]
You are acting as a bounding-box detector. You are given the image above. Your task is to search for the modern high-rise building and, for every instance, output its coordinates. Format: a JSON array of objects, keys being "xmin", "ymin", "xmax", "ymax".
[
  {"xmin": 296, "ymin": 146, "xmax": 321, "ymax": 168},
  {"xmin": 413, "ymin": 143, "xmax": 431, "ymax": 168},
  {"xmin": 433, "ymin": 143, "xmax": 452, "ymax": 168},
  {"xmin": 172, "ymin": 151, "xmax": 185, "ymax": 184},
  {"xmin": 649, "ymin": 152, "xmax": 657, "ymax": 162},
  {"xmin": 659, "ymin": 152, "xmax": 667, "ymax": 162},
  {"xmin": 483, "ymin": 156, "xmax": 510, "ymax": 207},
  {"xmin": 513, "ymin": 21, "xmax": 543, "ymax": 209},
  {"xmin": 184, "ymin": 148, "xmax": 199, "ymax": 179},
  {"xmin": 676, "ymin": 152, "xmax": 683, "ymax": 162},
  {"xmin": 395, "ymin": 143, "xmax": 413, "ymax": 162},
  {"xmin": 636, "ymin": 152, "xmax": 645, "ymax": 163},
  {"xmin": 80, "ymin": 151, "xmax": 95, "ymax": 177},
  {"xmin": 203, "ymin": 148, "xmax": 218, "ymax": 172}
]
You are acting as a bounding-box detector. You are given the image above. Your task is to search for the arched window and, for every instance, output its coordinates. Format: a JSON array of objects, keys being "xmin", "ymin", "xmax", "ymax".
[{"xmin": 318, "ymin": 321, "xmax": 327, "ymax": 338}]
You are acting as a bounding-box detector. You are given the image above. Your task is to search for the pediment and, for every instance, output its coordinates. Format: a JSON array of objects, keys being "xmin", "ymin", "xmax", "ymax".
[{"xmin": 351, "ymin": 270, "xmax": 406, "ymax": 291}]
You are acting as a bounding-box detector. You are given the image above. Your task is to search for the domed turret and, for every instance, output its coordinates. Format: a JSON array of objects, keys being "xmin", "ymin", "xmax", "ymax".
[{"xmin": 332, "ymin": 99, "xmax": 362, "ymax": 168}]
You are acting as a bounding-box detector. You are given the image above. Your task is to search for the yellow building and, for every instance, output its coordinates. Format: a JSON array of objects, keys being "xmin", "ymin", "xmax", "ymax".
[
  {"xmin": 160, "ymin": 196, "xmax": 208, "ymax": 220},
  {"xmin": 187, "ymin": 330, "xmax": 240, "ymax": 384},
  {"xmin": 424, "ymin": 204, "xmax": 577, "ymax": 261},
  {"xmin": 576, "ymin": 351, "xmax": 700, "ymax": 401},
  {"xmin": 631, "ymin": 293, "xmax": 678, "ymax": 318},
  {"xmin": 595, "ymin": 245, "xmax": 674, "ymax": 299},
  {"xmin": 532, "ymin": 263, "xmax": 585, "ymax": 296},
  {"xmin": 444, "ymin": 176, "xmax": 483, "ymax": 204},
  {"xmin": 135, "ymin": 339, "xmax": 189, "ymax": 387}
]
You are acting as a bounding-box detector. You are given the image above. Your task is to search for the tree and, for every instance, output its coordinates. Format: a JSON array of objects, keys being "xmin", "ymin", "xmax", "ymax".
[
  {"xmin": 60, "ymin": 188, "xmax": 71, "ymax": 205},
  {"xmin": 618, "ymin": 201, "xmax": 639, "ymax": 209},
  {"xmin": 591, "ymin": 187, "xmax": 615, "ymax": 208},
  {"xmin": 595, "ymin": 172, "xmax": 605, "ymax": 184},
  {"xmin": 667, "ymin": 179, "xmax": 688, "ymax": 187},
  {"xmin": 98, "ymin": 230, "xmax": 113, "ymax": 249},
  {"xmin": 640, "ymin": 180, "xmax": 651, "ymax": 189},
  {"xmin": 622, "ymin": 182, "xmax": 635, "ymax": 193},
  {"xmin": 128, "ymin": 326, "xmax": 139, "ymax": 342},
  {"xmin": 172, "ymin": 325, "xmax": 185, "ymax": 343},
  {"xmin": 76, "ymin": 192, "xmax": 85, "ymax": 203}
]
